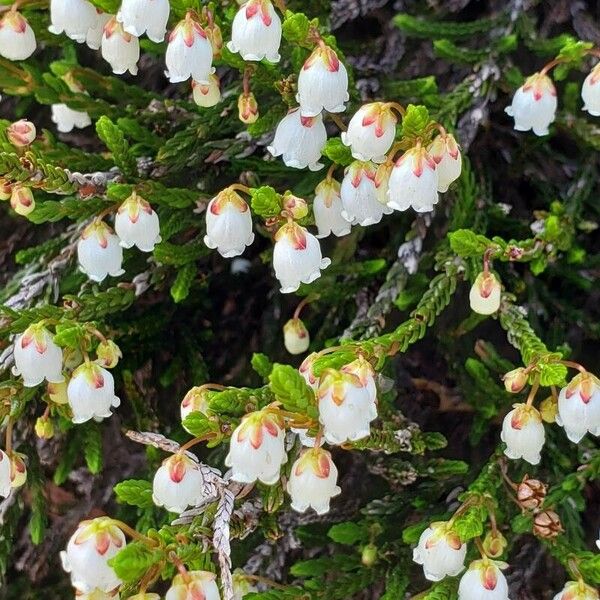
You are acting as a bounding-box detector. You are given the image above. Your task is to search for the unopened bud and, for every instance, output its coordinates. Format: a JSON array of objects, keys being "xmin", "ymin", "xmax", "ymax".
[
  {"xmin": 502, "ymin": 368, "xmax": 528, "ymax": 393},
  {"xmin": 9, "ymin": 452, "xmax": 27, "ymax": 488},
  {"xmin": 205, "ymin": 22, "xmax": 223, "ymax": 59},
  {"xmin": 482, "ymin": 530, "xmax": 507, "ymax": 558},
  {"xmin": 533, "ymin": 509, "xmax": 563, "ymax": 539},
  {"xmin": 361, "ymin": 543, "xmax": 378, "ymax": 567},
  {"xmin": 10, "ymin": 186, "xmax": 35, "ymax": 216},
  {"xmin": 282, "ymin": 192, "xmax": 308, "ymax": 220},
  {"xmin": 283, "ymin": 318, "xmax": 310, "ymax": 355},
  {"xmin": 47, "ymin": 381, "xmax": 69, "ymax": 404},
  {"xmin": 469, "ymin": 271, "xmax": 501, "ymax": 315},
  {"xmin": 0, "ymin": 178, "xmax": 12, "ymax": 201},
  {"xmin": 517, "ymin": 476, "xmax": 547, "ymax": 510},
  {"xmin": 539, "ymin": 395, "xmax": 558, "ymax": 423},
  {"xmin": 238, "ymin": 92, "xmax": 259, "ymax": 124},
  {"xmin": 35, "ymin": 415, "xmax": 54, "ymax": 439},
  {"xmin": 95, "ymin": 339, "xmax": 122, "ymax": 369},
  {"xmin": 7, "ymin": 119, "xmax": 36, "ymax": 147}
]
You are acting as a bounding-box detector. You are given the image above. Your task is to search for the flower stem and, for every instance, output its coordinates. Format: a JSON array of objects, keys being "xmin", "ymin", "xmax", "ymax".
[
  {"xmin": 384, "ymin": 101, "xmax": 406, "ymax": 117},
  {"xmin": 5, "ymin": 418, "xmax": 13, "ymax": 455},
  {"xmin": 110, "ymin": 519, "xmax": 159, "ymax": 547},
  {"xmin": 245, "ymin": 574, "xmax": 288, "ymax": 591},
  {"xmin": 228, "ymin": 183, "xmax": 252, "ymax": 196},
  {"xmin": 178, "ymin": 433, "xmax": 216, "ymax": 453},
  {"xmin": 558, "ymin": 360, "xmax": 587, "ymax": 374},
  {"xmin": 540, "ymin": 58, "xmax": 568, "ymax": 76},
  {"xmin": 328, "ymin": 112, "xmax": 347, "ymax": 132},
  {"xmin": 525, "ymin": 375, "xmax": 540, "ymax": 408},
  {"xmin": 169, "ymin": 551, "xmax": 192, "ymax": 584}
]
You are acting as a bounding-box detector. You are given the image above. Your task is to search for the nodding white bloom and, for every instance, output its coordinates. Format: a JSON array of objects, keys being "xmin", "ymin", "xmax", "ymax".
[
  {"xmin": 297, "ymin": 44, "xmax": 348, "ymax": 118},
  {"xmin": 313, "ymin": 178, "xmax": 351, "ymax": 239},
  {"xmin": 227, "ymin": 0, "xmax": 282, "ymax": 62},
  {"xmin": 428, "ymin": 132, "xmax": 462, "ymax": 192},
  {"xmin": 181, "ymin": 386, "xmax": 211, "ymax": 422},
  {"xmin": 10, "ymin": 186, "xmax": 35, "ymax": 217},
  {"xmin": 238, "ymin": 91, "xmax": 259, "ymax": 124},
  {"xmin": 49, "ymin": 0, "xmax": 97, "ymax": 42},
  {"xmin": 341, "ymin": 103, "xmax": 397, "ymax": 163},
  {"xmin": 469, "ymin": 272, "xmax": 501, "ymax": 315},
  {"xmin": 95, "ymin": 340, "xmax": 122, "ymax": 369},
  {"xmin": 225, "ymin": 408, "xmax": 287, "ymax": 484},
  {"xmin": 204, "ymin": 188, "xmax": 254, "ymax": 258},
  {"xmin": 458, "ymin": 560, "xmax": 510, "ymax": 600},
  {"xmin": 556, "ymin": 372, "xmax": 600, "ymax": 443},
  {"xmin": 117, "ymin": 0, "xmax": 170, "ymax": 42},
  {"xmin": 101, "ymin": 17, "xmax": 140, "ymax": 75},
  {"xmin": 505, "ymin": 72, "xmax": 557, "ymax": 136},
  {"xmin": 67, "ymin": 362, "xmax": 121, "ymax": 424},
  {"xmin": 374, "ymin": 160, "xmax": 393, "ymax": 204},
  {"xmin": 153, "ymin": 453, "xmax": 208, "ymax": 514},
  {"xmin": 12, "ymin": 324, "xmax": 63, "ymax": 387},
  {"xmin": 340, "ymin": 161, "xmax": 393, "ymax": 227},
  {"xmin": 51, "ymin": 104, "xmax": 92, "ymax": 133},
  {"xmin": 299, "ymin": 352, "xmax": 319, "ymax": 389},
  {"xmin": 501, "ymin": 403, "xmax": 545, "ymax": 465},
  {"xmin": 0, "ymin": 11, "xmax": 36, "ymax": 61},
  {"xmin": 582, "ymin": 63, "xmax": 600, "ymax": 117},
  {"xmin": 284, "ymin": 318, "xmax": 310, "ymax": 354},
  {"xmin": 267, "ymin": 108, "xmax": 327, "ymax": 171},
  {"xmin": 287, "ymin": 447, "xmax": 341, "ymax": 515},
  {"xmin": 61, "ymin": 517, "xmax": 125, "ymax": 593},
  {"xmin": 233, "ymin": 570, "xmax": 258, "ymax": 600},
  {"xmin": 317, "ymin": 355, "xmax": 378, "ymax": 444},
  {"xmin": 7, "ymin": 119, "xmax": 36, "ymax": 147},
  {"xmin": 115, "ymin": 192, "xmax": 161, "ymax": 252},
  {"xmin": 77, "ymin": 220, "xmax": 124, "ymax": 282},
  {"xmin": 165, "ymin": 12, "xmax": 213, "ymax": 84},
  {"xmin": 166, "ymin": 571, "xmax": 220, "ymax": 600},
  {"xmin": 273, "ymin": 221, "xmax": 331, "ymax": 294},
  {"xmin": 0, "ymin": 450, "xmax": 12, "ymax": 498},
  {"xmin": 387, "ymin": 146, "xmax": 438, "ymax": 213},
  {"xmin": 8, "ymin": 452, "xmax": 26, "ymax": 489},
  {"xmin": 87, "ymin": 10, "xmax": 112, "ymax": 50},
  {"xmin": 413, "ymin": 522, "xmax": 466, "ymax": 581},
  {"xmin": 192, "ymin": 74, "xmax": 221, "ymax": 108},
  {"xmin": 553, "ymin": 581, "xmax": 599, "ymax": 600}
]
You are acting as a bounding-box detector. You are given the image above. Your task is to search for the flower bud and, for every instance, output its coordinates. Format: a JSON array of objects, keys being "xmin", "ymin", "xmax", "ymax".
[
  {"xmin": 95, "ymin": 339, "xmax": 122, "ymax": 369},
  {"xmin": 533, "ymin": 509, "xmax": 563, "ymax": 539},
  {"xmin": 299, "ymin": 352, "xmax": 319, "ymax": 389},
  {"xmin": 77, "ymin": 220, "xmax": 124, "ymax": 282},
  {"xmin": 192, "ymin": 74, "xmax": 221, "ymax": 108},
  {"xmin": 7, "ymin": 119, "xmax": 36, "ymax": 147},
  {"xmin": 540, "ymin": 395, "xmax": 557, "ymax": 423},
  {"xmin": 283, "ymin": 318, "xmax": 310, "ymax": 355},
  {"xmin": 86, "ymin": 10, "xmax": 112, "ymax": 51},
  {"xmin": 500, "ymin": 403, "xmax": 545, "ymax": 465},
  {"xmin": 0, "ymin": 450, "xmax": 12, "ymax": 498},
  {"xmin": 313, "ymin": 178, "xmax": 351, "ymax": 239},
  {"xmin": 49, "ymin": 0, "xmax": 97, "ymax": 43},
  {"xmin": 48, "ymin": 380, "xmax": 69, "ymax": 404},
  {"xmin": 469, "ymin": 272, "xmax": 501, "ymax": 315},
  {"xmin": 115, "ymin": 192, "xmax": 161, "ymax": 252},
  {"xmin": 0, "ymin": 178, "xmax": 12, "ymax": 200},
  {"xmin": 282, "ymin": 192, "xmax": 308, "ymax": 219},
  {"xmin": 232, "ymin": 569, "xmax": 258, "ymax": 600},
  {"xmin": 9, "ymin": 452, "xmax": 26, "ymax": 489},
  {"xmin": 556, "ymin": 372, "xmax": 600, "ymax": 443},
  {"xmin": 51, "ymin": 104, "xmax": 92, "ymax": 133},
  {"xmin": 374, "ymin": 160, "xmax": 393, "ymax": 204},
  {"xmin": 505, "ymin": 72, "xmax": 557, "ymax": 136},
  {"xmin": 361, "ymin": 543, "xmax": 378, "ymax": 567},
  {"xmin": 482, "ymin": 530, "xmax": 507, "ymax": 559},
  {"xmin": 238, "ymin": 91, "xmax": 259, "ymax": 124},
  {"xmin": 428, "ymin": 132, "xmax": 462, "ymax": 192},
  {"xmin": 582, "ymin": 63, "xmax": 600, "ymax": 117},
  {"xmin": 35, "ymin": 415, "xmax": 55, "ymax": 439},
  {"xmin": 553, "ymin": 580, "xmax": 600, "ymax": 600},
  {"xmin": 101, "ymin": 17, "xmax": 140, "ymax": 76},
  {"xmin": 502, "ymin": 367, "xmax": 528, "ymax": 393},
  {"xmin": 516, "ymin": 476, "xmax": 547, "ymax": 510},
  {"xmin": 458, "ymin": 559, "xmax": 509, "ymax": 600},
  {"xmin": 13, "ymin": 323, "xmax": 64, "ymax": 388},
  {"xmin": 205, "ymin": 22, "xmax": 223, "ymax": 59},
  {"xmin": 0, "ymin": 11, "xmax": 36, "ymax": 61},
  {"xmin": 117, "ymin": 0, "xmax": 170, "ymax": 43},
  {"xmin": 10, "ymin": 186, "xmax": 35, "ymax": 216},
  {"xmin": 228, "ymin": 0, "xmax": 281, "ymax": 62},
  {"xmin": 413, "ymin": 522, "xmax": 466, "ymax": 581},
  {"xmin": 287, "ymin": 447, "xmax": 341, "ymax": 515},
  {"xmin": 166, "ymin": 570, "xmax": 220, "ymax": 600},
  {"xmin": 181, "ymin": 387, "xmax": 211, "ymax": 423}
]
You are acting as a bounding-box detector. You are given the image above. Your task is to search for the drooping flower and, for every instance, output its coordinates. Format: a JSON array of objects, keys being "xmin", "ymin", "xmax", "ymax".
[
  {"xmin": 428, "ymin": 132, "xmax": 462, "ymax": 192},
  {"xmin": 299, "ymin": 352, "xmax": 319, "ymax": 389},
  {"xmin": 0, "ymin": 11, "xmax": 36, "ymax": 61},
  {"xmin": 35, "ymin": 415, "xmax": 55, "ymax": 439},
  {"xmin": 61, "ymin": 517, "xmax": 125, "ymax": 593},
  {"xmin": 500, "ymin": 403, "xmax": 545, "ymax": 465},
  {"xmin": 505, "ymin": 72, "xmax": 557, "ymax": 136},
  {"xmin": 101, "ymin": 17, "xmax": 140, "ymax": 76},
  {"xmin": 582, "ymin": 63, "xmax": 600, "ymax": 117},
  {"xmin": 67, "ymin": 362, "xmax": 121, "ymax": 424},
  {"xmin": 297, "ymin": 44, "xmax": 349, "ymax": 118},
  {"xmin": 10, "ymin": 186, "xmax": 35, "ymax": 217},
  {"xmin": 115, "ymin": 192, "xmax": 161, "ymax": 252},
  {"xmin": 77, "ymin": 220, "xmax": 125, "ymax": 282},
  {"xmin": 374, "ymin": 160, "xmax": 394, "ymax": 204},
  {"xmin": 12, "ymin": 323, "xmax": 63, "ymax": 388},
  {"xmin": 180, "ymin": 386, "xmax": 210, "ymax": 422},
  {"xmin": 117, "ymin": 0, "xmax": 170, "ymax": 42},
  {"xmin": 238, "ymin": 91, "xmax": 259, "ymax": 124},
  {"xmin": 9, "ymin": 452, "xmax": 26, "ymax": 489},
  {"xmin": 341, "ymin": 103, "xmax": 397, "ymax": 163},
  {"xmin": 482, "ymin": 530, "xmax": 507, "ymax": 559},
  {"xmin": 553, "ymin": 581, "xmax": 599, "ymax": 600},
  {"xmin": 7, "ymin": 119, "xmax": 36, "ymax": 147},
  {"xmin": 227, "ymin": 0, "xmax": 282, "ymax": 62},
  {"xmin": 340, "ymin": 161, "xmax": 393, "ymax": 227},
  {"xmin": 95, "ymin": 339, "xmax": 122, "ymax": 369},
  {"xmin": 413, "ymin": 522, "xmax": 466, "ymax": 581},
  {"xmin": 192, "ymin": 74, "xmax": 221, "ymax": 108},
  {"xmin": 0, "ymin": 450, "xmax": 12, "ymax": 498},
  {"xmin": 86, "ymin": 10, "xmax": 112, "ymax": 50},
  {"xmin": 165, "ymin": 571, "xmax": 220, "ymax": 600},
  {"xmin": 283, "ymin": 318, "xmax": 310, "ymax": 354},
  {"xmin": 267, "ymin": 108, "xmax": 327, "ymax": 171},
  {"xmin": 313, "ymin": 178, "xmax": 351, "ymax": 239},
  {"xmin": 556, "ymin": 372, "xmax": 600, "ymax": 443},
  {"xmin": 204, "ymin": 188, "xmax": 255, "ymax": 258},
  {"xmin": 48, "ymin": 380, "xmax": 69, "ymax": 404},
  {"xmin": 225, "ymin": 408, "xmax": 287, "ymax": 484},
  {"xmin": 273, "ymin": 221, "xmax": 331, "ymax": 294},
  {"xmin": 205, "ymin": 21, "xmax": 223, "ymax": 59},
  {"xmin": 165, "ymin": 12, "xmax": 213, "ymax": 84},
  {"xmin": 502, "ymin": 368, "xmax": 529, "ymax": 393},
  {"xmin": 458, "ymin": 559, "xmax": 510, "ymax": 600},
  {"xmin": 469, "ymin": 272, "xmax": 502, "ymax": 315},
  {"xmin": 51, "ymin": 104, "xmax": 92, "ymax": 133},
  {"xmin": 49, "ymin": 0, "xmax": 97, "ymax": 43}
]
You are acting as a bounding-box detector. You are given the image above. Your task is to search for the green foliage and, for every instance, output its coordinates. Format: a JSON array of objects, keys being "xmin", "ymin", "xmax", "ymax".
[
  {"xmin": 95, "ymin": 116, "xmax": 137, "ymax": 177},
  {"xmin": 251, "ymin": 186, "xmax": 282, "ymax": 219},
  {"xmin": 394, "ymin": 14, "xmax": 499, "ymax": 39},
  {"xmin": 269, "ymin": 364, "xmax": 317, "ymax": 417},
  {"xmin": 114, "ymin": 480, "xmax": 154, "ymax": 509},
  {"xmin": 322, "ymin": 138, "xmax": 353, "ymax": 166}
]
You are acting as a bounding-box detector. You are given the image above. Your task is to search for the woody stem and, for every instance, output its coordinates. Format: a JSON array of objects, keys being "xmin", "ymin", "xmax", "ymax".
[
  {"xmin": 169, "ymin": 551, "xmax": 192, "ymax": 584},
  {"xmin": 328, "ymin": 112, "xmax": 347, "ymax": 132},
  {"xmin": 178, "ymin": 433, "xmax": 215, "ymax": 453},
  {"xmin": 5, "ymin": 418, "xmax": 13, "ymax": 454},
  {"xmin": 482, "ymin": 247, "xmax": 496, "ymax": 275},
  {"xmin": 242, "ymin": 67, "xmax": 252, "ymax": 96},
  {"xmin": 525, "ymin": 375, "xmax": 540, "ymax": 408}
]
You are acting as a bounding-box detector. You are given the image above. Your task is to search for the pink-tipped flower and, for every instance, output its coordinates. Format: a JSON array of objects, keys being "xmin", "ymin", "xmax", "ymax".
[
  {"xmin": 115, "ymin": 192, "xmax": 161, "ymax": 252},
  {"xmin": 413, "ymin": 522, "xmax": 466, "ymax": 581},
  {"xmin": 297, "ymin": 44, "xmax": 349, "ymax": 118},
  {"xmin": 49, "ymin": 0, "xmax": 97, "ymax": 43},
  {"xmin": 284, "ymin": 318, "xmax": 310, "ymax": 354},
  {"xmin": 428, "ymin": 132, "xmax": 462, "ymax": 192},
  {"xmin": 238, "ymin": 91, "xmax": 259, "ymax": 124},
  {"xmin": 77, "ymin": 220, "xmax": 124, "ymax": 282},
  {"xmin": 61, "ymin": 517, "xmax": 125, "ymax": 593},
  {"xmin": 582, "ymin": 63, "xmax": 600, "ymax": 117},
  {"xmin": 225, "ymin": 409, "xmax": 287, "ymax": 484},
  {"xmin": 557, "ymin": 372, "xmax": 600, "ymax": 443},
  {"xmin": 0, "ymin": 178, "xmax": 12, "ymax": 201},
  {"xmin": 86, "ymin": 10, "xmax": 112, "ymax": 50},
  {"xmin": 313, "ymin": 178, "xmax": 351, "ymax": 238},
  {"xmin": 469, "ymin": 272, "xmax": 501, "ymax": 315},
  {"xmin": 51, "ymin": 104, "xmax": 92, "ymax": 133},
  {"xmin": 101, "ymin": 17, "xmax": 140, "ymax": 75},
  {"xmin": 458, "ymin": 559, "xmax": 510, "ymax": 600},
  {"xmin": 299, "ymin": 352, "xmax": 319, "ymax": 390},
  {"xmin": 268, "ymin": 108, "xmax": 327, "ymax": 171},
  {"xmin": 10, "ymin": 186, "xmax": 35, "ymax": 217},
  {"xmin": 117, "ymin": 0, "xmax": 170, "ymax": 43},
  {"xmin": 192, "ymin": 74, "xmax": 221, "ymax": 108},
  {"xmin": 0, "ymin": 450, "xmax": 12, "ymax": 498},
  {"xmin": 7, "ymin": 119, "xmax": 36, "ymax": 147},
  {"xmin": 501, "ymin": 403, "xmax": 545, "ymax": 465},
  {"xmin": 273, "ymin": 221, "xmax": 331, "ymax": 293},
  {"xmin": 0, "ymin": 11, "xmax": 36, "ymax": 61},
  {"xmin": 505, "ymin": 72, "xmax": 557, "ymax": 136},
  {"xmin": 227, "ymin": 0, "xmax": 282, "ymax": 62},
  {"xmin": 95, "ymin": 339, "xmax": 122, "ymax": 369},
  {"xmin": 165, "ymin": 571, "xmax": 220, "ymax": 600},
  {"xmin": 180, "ymin": 387, "xmax": 210, "ymax": 422},
  {"xmin": 12, "ymin": 323, "xmax": 63, "ymax": 388},
  {"xmin": 553, "ymin": 581, "xmax": 600, "ymax": 600},
  {"xmin": 502, "ymin": 368, "xmax": 528, "ymax": 393},
  {"xmin": 341, "ymin": 103, "xmax": 397, "ymax": 163},
  {"xmin": 165, "ymin": 12, "xmax": 213, "ymax": 84}
]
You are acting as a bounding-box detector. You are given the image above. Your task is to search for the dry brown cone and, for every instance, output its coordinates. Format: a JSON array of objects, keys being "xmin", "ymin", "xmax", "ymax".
[
  {"xmin": 517, "ymin": 476, "xmax": 548, "ymax": 511},
  {"xmin": 533, "ymin": 509, "xmax": 564, "ymax": 539}
]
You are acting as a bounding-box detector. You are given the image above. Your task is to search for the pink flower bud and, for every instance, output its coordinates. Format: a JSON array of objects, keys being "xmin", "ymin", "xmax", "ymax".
[
  {"xmin": 7, "ymin": 119, "xmax": 36, "ymax": 147},
  {"xmin": 282, "ymin": 192, "xmax": 308, "ymax": 219},
  {"xmin": 192, "ymin": 74, "xmax": 221, "ymax": 108},
  {"xmin": 95, "ymin": 339, "xmax": 122, "ymax": 369},
  {"xmin": 238, "ymin": 91, "xmax": 259, "ymax": 124},
  {"xmin": 10, "ymin": 186, "xmax": 35, "ymax": 216},
  {"xmin": 469, "ymin": 272, "xmax": 501, "ymax": 315},
  {"xmin": 283, "ymin": 318, "xmax": 310, "ymax": 354},
  {"xmin": 502, "ymin": 367, "xmax": 528, "ymax": 393},
  {"xmin": 0, "ymin": 11, "xmax": 36, "ymax": 61},
  {"xmin": 9, "ymin": 452, "xmax": 26, "ymax": 489}
]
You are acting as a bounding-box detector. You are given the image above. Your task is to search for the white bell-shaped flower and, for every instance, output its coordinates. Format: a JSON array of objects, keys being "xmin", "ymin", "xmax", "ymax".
[
  {"xmin": 387, "ymin": 146, "xmax": 438, "ymax": 212},
  {"xmin": 313, "ymin": 178, "xmax": 351, "ymax": 239},
  {"xmin": 192, "ymin": 74, "xmax": 221, "ymax": 108},
  {"xmin": 553, "ymin": 581, "xmax": 599, "ymax": 600},
  {"xmin": 115, "ymin": 192, "xmax": 161, "ymax": 252},
  {"xmin": 428, "ymin": 132, "xmax": 462, "ymax": 192},
  {"xmin": 299, "ymin": 352, "xmax": 319, "ymax": 390},
  {"xmin": 165, "ymin": 12, "xmax": 213, "ymax": 84},
  {"xmin": 273, "ymin": 221, "xmax": 331, "ymax": 293},
  {"xmin": 0, "ymin": 11, "xmax": 36, "ymax": 61},
  {"xmin": 458, "ymin": 560, "xmax": 510, "ymax": 600},
  {"xmin": 117, "ymin": 0, "xmax": 170, "ymax": 42},
  {"xmin": 225, "ymin": 408, "xmax": 287, "ymax": 484},
  {"xmin": 227, "ymin": 0, "xmax": 282, "ymax": 62},
  {"xmin": 469, "ymin": 272, "xmax": 501, "ymax": 315},
  {"xmin": 556, "ymin": 372, "xmax": 600, "ymax": 443},
  {"xmin": 165, "ymin": 571, "xmax": 220, "ymax": 600},
  {"xmin": 267, "ymin": 108, "xmax": 327, "ymax": 171},
  {"xmin": 505, "ymin": 72, "xmax": 557, "ymax": 136},
  {"xmin": 51, "ymin": 104, "xmax": 92, "ymax": 133},
  {"xmin": 49, "ymin": 0, "xmax": 97, "ymax": 42},
  {"xmin": 60, "ymin": 517, "xmax": 125, "ymax": 593},
  {"xmin": 297, "ymin": 44, "xmax": 349, "ymax": 117},
  {"xmin": 12, "ymin": 324, "xmax": 64, "ymax": 387},
  {"xmin": 101, "ymin": 17, "xmax": 140, "ymax": 76},
  {"xmin": 341, "ymin": 103, "xmax": 397, "ymax": 163},
  {"xmin": 501, "ymin": 403, "xmax": 545, "ymax": 465},
  {"xmin": 413, "ymin": 522, "xmax": 466, "ymax": 581},
  {"xmin": 67, "ymin": 362, "xmax": 121, "ymax": 424},
  {"xmin": 181, "ymin": 386, "xmax": 211, "ymax": 422},
  {"xmin": 582, "ymin": 63, "xmax": 600, "ymax": 116},
  {"xmin": 152, "ymin": 453, "xmax": 208, "ymax": 514},
  {"xmin": 204, "ymin": 188, "xmax": 254, "ymax": 258},
  {"xmin": 284, "ymin": 318, "xmax": 310, "ymax": 354},
  {"xmin": 77, "ymin": 220, "xmax": 124, "ymax": 282},
  {"xmin": 340, "ymin": 161, "xmax": 393, "ymax": 226},
  {"xmin": 86, "ymin": 10, "xmax": 112, "ymax": 50},
  {"xmin": 287, "ymin": 447, "xmax": 341, "ymax": 515},
  {"xmin": 0, "ymin": 450, "xmax": 11, "ymax": 498}
]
